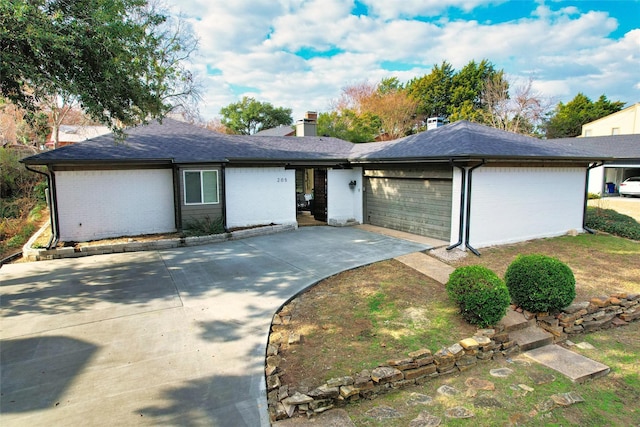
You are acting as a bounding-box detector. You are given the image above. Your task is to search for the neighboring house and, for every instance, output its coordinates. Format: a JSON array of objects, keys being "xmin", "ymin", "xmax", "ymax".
[
  {"xmin": 45, "ymin": 125, "xmax": 111, "ymax": 148},
  {"xmin": 22, "ymin": 119, "xmax": 637, "ymax": 252},
  {"xmin": 254, "ymin": 125, "xmax": 295, "ymax": 137},
  {"xmin": 579, "ymin": 103, "xmax": 640, "ymax": 195}
]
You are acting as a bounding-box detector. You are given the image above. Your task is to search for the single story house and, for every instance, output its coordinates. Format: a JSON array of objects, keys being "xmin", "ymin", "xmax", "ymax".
[
  {"xmin": 22, "ymin": 119, "xmax": 637, "ymax": 253},
  {"xmin": 578, "ymin": 103, "xmax": 640, "ymax": 195},
  {"xmin": 549, "ymin": 135, "xmax": 640, "ymax": 195}
]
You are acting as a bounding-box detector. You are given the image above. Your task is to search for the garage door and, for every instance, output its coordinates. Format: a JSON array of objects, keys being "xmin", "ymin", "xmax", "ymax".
[
  {"xmin": 365, "ymin": 168, "xmax": 452, "ymax": 240},
  {"xmin": 55, "ymin": 169, "xmax": 176, "ymax": 241}
]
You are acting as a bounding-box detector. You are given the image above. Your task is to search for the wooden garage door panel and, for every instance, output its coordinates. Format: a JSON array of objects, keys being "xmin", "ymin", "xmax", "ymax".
[{"xmin": 366, "ymin": 177, "xmax": 452, "ymax": 240}]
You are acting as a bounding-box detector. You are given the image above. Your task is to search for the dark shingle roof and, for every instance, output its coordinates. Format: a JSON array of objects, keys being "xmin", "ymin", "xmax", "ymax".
[
  {"xmin": 22, "ymin": 119, "xmax": 640, "ymax": 166},
  {"xmin": 546, "ymin": 134, "xmax": 640, "ymax": 161},
  {"xmin": 22, "ymin": 119, "xmax": 353, "ymax": 165},
  {"xmin": 350, "ymin": 121, "xmax": 614, "ymax": 161}
]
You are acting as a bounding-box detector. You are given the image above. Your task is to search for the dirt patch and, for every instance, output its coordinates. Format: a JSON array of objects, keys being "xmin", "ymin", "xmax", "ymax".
[{"xmin": 276, "ymin": 259, "xmax": 477, "ymax": 391}]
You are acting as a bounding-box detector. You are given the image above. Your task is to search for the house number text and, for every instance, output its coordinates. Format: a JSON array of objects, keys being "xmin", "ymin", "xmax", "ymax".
[{"xmin": 277, "ymin": 177, "xmax": 288, "ymax": 182}]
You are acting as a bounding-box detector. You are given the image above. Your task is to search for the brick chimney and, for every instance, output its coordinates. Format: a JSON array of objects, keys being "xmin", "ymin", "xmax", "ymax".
[{"xmin": 295, "ymin": 111, "xmax": 317, "ymax": 137}]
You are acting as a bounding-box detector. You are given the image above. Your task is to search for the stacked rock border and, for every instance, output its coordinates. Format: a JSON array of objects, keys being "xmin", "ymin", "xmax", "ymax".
[
  {"xmin": 266, "ymin": 292, "xmax": 640, "ymax": 422},
  {"xmin": 266, "ymin": 320, "xmax": 518, "ymax": 421},
  {"xmin": 527, "ymin": 292, "xmax": 640, "ymax": 341}
]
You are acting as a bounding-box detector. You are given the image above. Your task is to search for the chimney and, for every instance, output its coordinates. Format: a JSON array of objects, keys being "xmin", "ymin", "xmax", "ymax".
[{"xmin": 296, "ymin": 111, "xmax": 317, "ymax": 137}]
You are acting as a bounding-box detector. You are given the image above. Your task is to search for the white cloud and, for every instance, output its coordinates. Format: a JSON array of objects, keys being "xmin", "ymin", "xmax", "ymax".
[{"xmin": 173, "ymin": 0, "xmax": 640, "ymax": 122}]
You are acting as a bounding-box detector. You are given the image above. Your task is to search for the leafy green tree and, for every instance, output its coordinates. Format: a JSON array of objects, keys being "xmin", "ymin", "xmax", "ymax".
[
  {"xmin": 406, "ymin": 61, "xmax": 455, "ymax": 118},
  {"xmin": 219, "ymin": 97, "xmax": 292, "ymax": 135},
  {"xmin": 0, "ymin": 0, "xmax": 198, "ymax": 132},
  {"xmin": 545, "ymin": 93, "xmax": 625, "ymax": 138},
  {"xmin": 317, "ymin": 110, "xmax": 379, "ymax": 143},
  {"xmin": 449, "ymin": 60, "xmax": 505, "ymax": 122}
]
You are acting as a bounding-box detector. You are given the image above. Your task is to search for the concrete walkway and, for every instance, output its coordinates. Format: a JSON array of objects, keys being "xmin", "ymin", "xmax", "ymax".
[{"xmin": 0, "ymin": 227, "xmax": 433, "ymax": 427}]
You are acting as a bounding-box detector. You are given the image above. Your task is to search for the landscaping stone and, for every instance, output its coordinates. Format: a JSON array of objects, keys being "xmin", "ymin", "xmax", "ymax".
[
  {"xmin": 371, "ymin": 367, "xmax": 403, "ymax": 383},
  {"xmin": 365, "ymin": 406, "xmax": 403, "ymax": 420},
  {"xmin": 445, "ymin": 406, "xmax": 474, "ymax": 419},
  {"xmin": 459, "ymin": 338, "xmax": 479, "ymax": 350},
  {"xmin": 282, "ymin": 392, "xmax": 313, "ymax": 406},
  {"xmin": 409, "ymin": 411, "xmax": 441, "ymax": 427},
  {"xmin": 550, "ymin": 392, "xmax": 585, "ymax": 407},
  {"xmin": 490, "ymin": 367, "xmax": 514, "ymax": 377},
  {"xmin": 473, "ymin": 396, "xmax": 503, "ymax": 408},
  {"xmin": 436, "ymin": 385, "xmax": 459, "ymax": 396},
  {"xmin": 326, "ymin": 376, "xmax": 354, "ymax": 387},
  {"xmin": 518, "ymin": 384, "xmax": 534, "ymax": 392},
  {"xmin": 308, "ymin": 385, "xmax": 339, "ymax": 399},
  {"xmin": 576, "ymin": 342, "xmax": 595, "ymax": 350},
  {"xmin": 408, "ymin": 349, "xmax": 432, "ymax": 359},
  {"xmin": 406, "ymin": 393, "xmax": 434, "ymax": 406}
]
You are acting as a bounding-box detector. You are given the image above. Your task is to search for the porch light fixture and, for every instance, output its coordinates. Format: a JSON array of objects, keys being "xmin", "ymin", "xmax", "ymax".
[{"xmin": 349, "ymin": 180, "xmax": 357, "ymax": 189}]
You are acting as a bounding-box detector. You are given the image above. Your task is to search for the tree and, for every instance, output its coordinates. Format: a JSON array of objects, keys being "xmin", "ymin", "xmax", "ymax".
[
  {"xmin": 449, "ymin": 59, "xmax": 505, "ymax": 123},
  {"xmin": 545, "ymin": 93, "xmax": 625, "ymax": 138},
  {"xmin": 317, "ymin": 110, "xmax": 379, "ymax": 143},
  {"xmin": 324, "ymin": 79, "xmax": 418, "ymax": 142},
  {"xmin": 219, "ymin": 97, "xmax": 292, "ymax": 135},
  {"xmin": 406, "ymin": 61, "xmax": 455, "ymax": 119},
  {"xmin": 482, "ymin": 76, "xmax": 551, "ymax": 136},
  {"xmin": 362, "ymin": 88, "xmax": 418, "ymax": 140},
  {"xmin": 0, "ymin": 0, "xmax": 199, "ymax": 133}
]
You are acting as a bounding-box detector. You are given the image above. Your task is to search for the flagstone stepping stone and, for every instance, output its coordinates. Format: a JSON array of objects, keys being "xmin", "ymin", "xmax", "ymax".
[
  {"xmin": 528, "ymin": 372, "xmax": 556, "ymax": 385},
  {"xmin": 406, "ymin": 393, "xmax": 434, "ymax": 406},
  {"xmin": 409, "ymin": 411, "xmax": 441, "ymax": 427},
  {"xmin": 473, "ymin": 396, "xmax": 503, "ymax": 408},
  {"xmin": 550, "ymin": 392, "xmax": 585, "ymax": 407},
  {"xmin": 490, "ymin": 367, "xmax": 514, "ymax": 377},
  {"xmin": 365, "ymin": 406, "xmax": 403, "ymax": 420},
  {"xmin": 445, "ymin": 406, "xmax": 474, "ymax": 419},
  {"xmin": 465, "ymin": 377, "xmax": 495, "ymax": 390},
  {"xmin": 436, "ymin": 385, "xmax": 459, "ymax": 396},
  {"xmin": 506, "ymin": 357, "xmax": 530, "ymax": 366},
  {"xmin": 576, "ymin": 342, "xmax": 595, "ymax": 350},
  {"xmin": 518, "ymin": 384, "xmax": 534, "ymax": 392}
]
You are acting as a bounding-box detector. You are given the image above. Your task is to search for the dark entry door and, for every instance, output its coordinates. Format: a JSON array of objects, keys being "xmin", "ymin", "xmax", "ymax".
[{"xmin": 313, "ymin": 169, "xmax": 327, "ymax": 221}]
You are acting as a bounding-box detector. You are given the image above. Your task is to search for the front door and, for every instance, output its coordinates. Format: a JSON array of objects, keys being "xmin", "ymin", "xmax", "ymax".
[{"xmin": 313, "ymin": 169, "xmax": 327, "ymax": 221}]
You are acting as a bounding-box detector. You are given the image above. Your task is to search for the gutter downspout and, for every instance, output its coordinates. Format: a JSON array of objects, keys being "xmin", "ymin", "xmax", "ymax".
[
  {"xmin": 584, "ymin": 162, "xmax": 604, "ymax": 234},
  {"xmin": 172, "ymin": 164, "xmax": 183, "ymax": 235},
  {"xmin": 25, "ymin": 165, "xmax": 59, "ymax": 248},
  {"xmin": 446, "ymin": 160, "xmax": 466, "ymax": 251},
  {"xmin": 465, "ymin": 160, "xmax": 485, "ymax": 256},
  {"xmin": 221, "ymin": 163, "xmax": 228, "ymax": 232}
]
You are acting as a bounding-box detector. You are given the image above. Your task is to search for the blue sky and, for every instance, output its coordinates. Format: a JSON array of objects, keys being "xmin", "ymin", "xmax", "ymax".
[{"xmin": 173, "ymin": 0, "xmax": 640, "ymax": 122}]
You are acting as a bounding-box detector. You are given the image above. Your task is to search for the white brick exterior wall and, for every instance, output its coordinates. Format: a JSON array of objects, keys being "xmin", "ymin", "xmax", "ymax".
[
  {"xmin": 225, "ymin": 167, "xmax": 297, "ymax": 229},
  {"xmin": 467, "ymin": 166, "xmax": 586, "ymax": 248},
  {"xmin": 327, "ymin": 168, "xmax": 363, "ymax": 225},
  {"xmin": 55, "ymin": 169, "xmax": 176, "ymax": 241}
]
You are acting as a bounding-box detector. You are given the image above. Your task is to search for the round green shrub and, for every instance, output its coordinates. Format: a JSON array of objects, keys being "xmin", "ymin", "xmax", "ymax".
[
  {"xmin": 505, "ymin": 254, "xmax": 576, "ymax": 313},
  {"xmin": 446, "ymin": 265, "xmax": 511, "ymax": 328}
]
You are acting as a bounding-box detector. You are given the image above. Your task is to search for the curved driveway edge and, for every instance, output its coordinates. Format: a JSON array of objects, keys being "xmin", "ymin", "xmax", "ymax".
[{"xmin": 1, "ymin": 226, "xmax": 432, "ymax": 426}]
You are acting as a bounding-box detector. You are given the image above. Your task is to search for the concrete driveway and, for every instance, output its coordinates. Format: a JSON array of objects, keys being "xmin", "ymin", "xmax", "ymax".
[{"xmin": 0, "ymin": 227, "xmax": 432, "ymax": 426}]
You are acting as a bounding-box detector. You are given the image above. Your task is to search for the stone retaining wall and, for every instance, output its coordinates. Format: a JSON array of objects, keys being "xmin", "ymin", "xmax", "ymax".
[
  {"xmin": 22, "ymin": 223, "xmax": 296, "ymax": 261},
  {"xmin": 526, "ymin": 293, "xmax": 640, "ymax": 341},
  {"xmin": 265, "ymin": 319, "xmax": 520, "ymax": 422}
]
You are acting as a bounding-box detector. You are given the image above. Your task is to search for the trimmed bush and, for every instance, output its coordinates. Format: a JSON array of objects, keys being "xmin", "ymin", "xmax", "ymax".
[
  {"xmin": 586, "ymin": 207, "xmax": 640, "ymax": 241},
  {"xmin": 505, "ymin": 254, "xmax": 575, "ymax": 313},
  {"xmin": 446, "ymin": 266, "xmax": 511, "ymax": 328}
]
